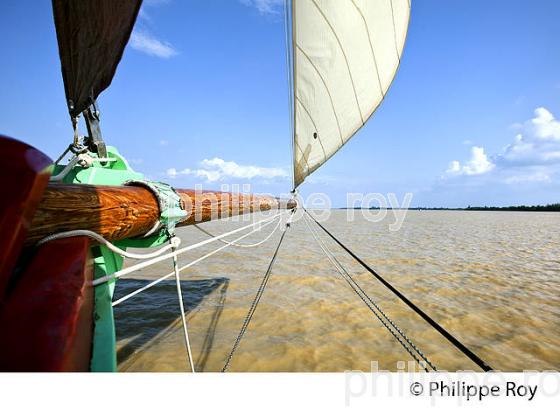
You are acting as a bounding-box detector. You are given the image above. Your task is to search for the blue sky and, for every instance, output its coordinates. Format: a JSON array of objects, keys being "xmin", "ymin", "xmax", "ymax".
[{"xmin": 1, "ymin": 0, "xmax": 559, "ymax": 207}]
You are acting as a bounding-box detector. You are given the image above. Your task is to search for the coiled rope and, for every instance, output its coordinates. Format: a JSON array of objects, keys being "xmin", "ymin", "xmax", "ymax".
[
  {"xmin": 303, "ymin": 213, "xmax": 435, "ymax": 371},
  {"xmin": 305, "ymin": 209, "xmax": 493, "ymax": 372}
]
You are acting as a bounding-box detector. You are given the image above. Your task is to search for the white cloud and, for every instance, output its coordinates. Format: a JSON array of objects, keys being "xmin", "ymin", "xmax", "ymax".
[
  {"xmin": 159, "ymin": 139, "xmax": 169, "ymax": 146},
  {"xmin": 130, "ymin": 31, "xmax": 177, "ymax": 59},
  {"xmin": 239, "ymin": 0, "xmax": 283, "ymax": 15},
  {"xmin": 445, "ymin": 146, "xmax": 495, "ymax": 176},
  {"xmin": 444, "ymin": 107, "xmax": 560, "ymax": 185},
  {"xmin": 497, "ymin": 107, "xmax": 560, "ymax": 166},
  {"xmin": 166, "ymin": 157, "xmax": 288, "ymax": 182},
  {"xmin": 526, "ymin": 107, "xmax": 560, "ymax": 141}
]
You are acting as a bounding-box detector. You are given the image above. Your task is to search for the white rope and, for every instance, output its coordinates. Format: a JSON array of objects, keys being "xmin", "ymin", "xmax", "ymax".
[
  {"xmin": 111, "ymin": 216, "xmax": 283, "ymax": 372},
  {"xmin": 170, "ymin": 238, "xmax": 195, "ymax": 372},
  {"xmin": 111, "ymin": 217, "xmax": 281, "ymax": 307},
  {"xmin": 37, "ymin": 229, "xmax": 181, "ymax": 260},
  {"xmin": 193, "ymin": 214, "xmax": 283, "ymax": 248},
  {"xmin": 93, "ymin": 211, "xmax": 286, "ymax": 286},
  {"xmin": 50, "ymin": 155, "xmax": 80, "ymax": 182},
  {"xmin": 50, "ymin": 153, "xmax": 117, "ymax": 182}
]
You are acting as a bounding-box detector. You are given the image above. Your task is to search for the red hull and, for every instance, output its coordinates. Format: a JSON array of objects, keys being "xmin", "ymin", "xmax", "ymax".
[{"xmin": 0, "ymin": 136, "xmax": 95, "ymax": 371}]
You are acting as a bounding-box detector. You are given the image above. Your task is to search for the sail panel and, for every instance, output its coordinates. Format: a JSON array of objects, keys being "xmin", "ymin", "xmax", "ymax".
[
  {"xmin": 293, "ymin": 0, "xmax": 411, "ymax": 187},
  {"xmin": 52, "ymin": 0, "xmax": 142, "ymax": 117}
]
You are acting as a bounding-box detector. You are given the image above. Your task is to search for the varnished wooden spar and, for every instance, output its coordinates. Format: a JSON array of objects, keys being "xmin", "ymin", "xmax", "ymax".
[{"xmin": 26, "ymin": 183, "xmax": 296, "ymax": 245}]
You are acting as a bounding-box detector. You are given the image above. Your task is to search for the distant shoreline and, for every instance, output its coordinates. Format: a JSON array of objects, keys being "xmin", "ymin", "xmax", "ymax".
[{"xmin": 339, "ymin": 204, "xmax": 560, "ymax": 212}]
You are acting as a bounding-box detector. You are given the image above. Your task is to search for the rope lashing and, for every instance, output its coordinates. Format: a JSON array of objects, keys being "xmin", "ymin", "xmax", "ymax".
[
  {"xmin": 125, "ymin": 180, "xmax": 188, "ymax": 238},
  {"xmin": 222, "ymin": 211, "xmax": 294, "ymax": 372},
  {"xmin": 305, "ymin": 209, "xmax": 493, "ymax": 372},
  {"xmin": 303, "ymin": 213, "xmax": 435, "ymax": 372}
]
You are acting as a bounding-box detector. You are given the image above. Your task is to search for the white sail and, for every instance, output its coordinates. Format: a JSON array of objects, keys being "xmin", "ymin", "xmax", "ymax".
[{"xmin": 292, "ymin": 0, "xmax": 411, "ymax": 187}]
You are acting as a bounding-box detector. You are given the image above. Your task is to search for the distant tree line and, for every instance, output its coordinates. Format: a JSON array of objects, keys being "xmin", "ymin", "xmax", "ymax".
[
  {"xmin": 341, "ymin": 203, "xmax": 560, "ymax": 211},
  {"xmin": 461, "ymin": 204, "xmax": 560, "ymax": 212},
  {"xmin": 369, "ymin": 204, "xmax": 560, "ymax": 211}
]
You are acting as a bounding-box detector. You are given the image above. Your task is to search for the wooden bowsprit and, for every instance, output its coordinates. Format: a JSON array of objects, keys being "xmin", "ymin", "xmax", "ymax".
[{"xmin": 0, "ymin": 135, "xmax": 295, "ymax": 371}]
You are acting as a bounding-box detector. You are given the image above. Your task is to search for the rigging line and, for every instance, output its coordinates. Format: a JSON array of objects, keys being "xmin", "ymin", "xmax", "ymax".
[
  {"xmin": 284, "ymin": 0, "xmax": 295, "ymax": 190},
  {"xmin": 49, "ymin": 155, "xmax": 81, "ymax": 182},
  {"xmin": 309, "ymin": 0, "xmax": 364, "ymax": 123},
  {"xmin": 291, "ymin": 0, "xmax": 297, "ymax": 190},
  {"xmin": 302, "ymin": 213, "xmax": 433, "ymax": 372},
  {"xmin": 37, "ymin": 229, "xmax": 181, "ymax": 260},
  {"xmin": 221, "ymin": 221, "xmax": 291, "ymax": 372},
  {"xmin": 305, "ymin": 210, "xmax": 493, "ymax": 372},
  {"xmin": 93, "ymin": 212, "xmax": 284, "ymax": 286},
  {"xmin": 111, "ymin": 217, "xmax": 281, "ymax": 307},
  {"xmin": 303, "ymin": 212, "xmax": 435, "ymax": 371},
  {"xmin": 170, "ymin": 237, "xmax": 195, "ymax": 372},
  {"xmin": 193, "ymin": 213, "xmax": 283, "ymax": 248}
]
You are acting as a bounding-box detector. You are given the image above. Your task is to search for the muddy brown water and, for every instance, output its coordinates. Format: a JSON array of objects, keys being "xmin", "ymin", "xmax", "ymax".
[{"xmin": 114, "ymin": 210, "xmax": 560, "ymax": 372}]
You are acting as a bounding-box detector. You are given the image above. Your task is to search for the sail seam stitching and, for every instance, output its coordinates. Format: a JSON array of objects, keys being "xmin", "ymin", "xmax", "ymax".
[
  {"xmin": 296, "ymin": 96, "xmax": 328, "ymax": 161},
  {"xmin": 389, "ymin": 0, "xmax": 401, "ymax": 61},
  {"xmin": 350, "ymin": 0, "xmax": 385, "ymax": 97},
  {"xmin": 295, "ymin": 139, "xmax": 312, "ymax": 173},
  {"xmin": 296, "ymin": 44, "xmax": 344, "ymax": 146},
  {"xmin": 309, "ymin": 0, "xmax": 364, "ymax": 124}
]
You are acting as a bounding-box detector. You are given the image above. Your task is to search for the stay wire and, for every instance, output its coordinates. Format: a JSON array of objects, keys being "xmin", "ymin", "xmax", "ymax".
[
  {"xmin": 305, "ymin": 209, "xmax": 493, "ymax": 372},
  {"xmin": 303, "ymin": 213, "xmax": 434, "ymax": 372},
  {"xmin": 221, "ymin": 222, "xmax": 291, "ymax": 372}
]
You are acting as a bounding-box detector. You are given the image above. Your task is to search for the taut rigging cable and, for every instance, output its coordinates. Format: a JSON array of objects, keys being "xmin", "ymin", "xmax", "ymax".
[
  {"xmin": 221, "ymin": 220, "xmax": 292, "ymax": 372},
  {"xmin": 303, "ymin": 213, "xmax": 435, "ymax": 371},
  {"xmin": 305, "ymin": 209, "xmax": 493, "ymax": 372}
]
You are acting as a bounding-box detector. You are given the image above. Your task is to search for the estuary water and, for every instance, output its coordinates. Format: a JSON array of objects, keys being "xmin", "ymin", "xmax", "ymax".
[{"xmin": 114, "ymin": 210, "xmax": 560, "ymax": 372}]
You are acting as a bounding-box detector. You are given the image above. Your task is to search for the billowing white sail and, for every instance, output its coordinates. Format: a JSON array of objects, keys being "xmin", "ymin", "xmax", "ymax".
[{"xmin": 292, "ymin": 0, "xmax": 411, "ymax": 187}]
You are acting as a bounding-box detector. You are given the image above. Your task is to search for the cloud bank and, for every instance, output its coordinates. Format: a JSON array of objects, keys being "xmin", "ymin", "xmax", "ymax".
[
  {"xmin": 443, "ymin": 107, "xmax": 560, "ymax": 185},
  {"xmin": 167, "ymin": 157, "xmax": 288, "ymax": 182},
  {"xmin": 446, "ymin": 146, "xmax": 494, "ymax": 176}
]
